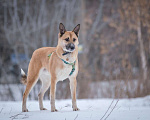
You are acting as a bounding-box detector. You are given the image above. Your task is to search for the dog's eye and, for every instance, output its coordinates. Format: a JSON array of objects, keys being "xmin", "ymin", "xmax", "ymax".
[
  {"xmin": 65, "ymin": 38, "xmax": 69, "ymax": 42},
  {"xmin": 73, "ymin": 38, "xmax": 76, "ymax": 42}
]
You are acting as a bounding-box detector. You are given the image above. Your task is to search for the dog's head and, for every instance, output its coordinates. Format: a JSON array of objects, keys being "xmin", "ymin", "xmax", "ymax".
[{"xmin": 58, "ymin": 23, "xmax": 80, "ymax": 53}]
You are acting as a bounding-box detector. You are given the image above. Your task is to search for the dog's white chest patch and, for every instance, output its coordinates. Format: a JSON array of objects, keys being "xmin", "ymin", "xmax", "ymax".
[{"xmin": 57, "ymin": 65, "xmax": 72, "ymax": 81}]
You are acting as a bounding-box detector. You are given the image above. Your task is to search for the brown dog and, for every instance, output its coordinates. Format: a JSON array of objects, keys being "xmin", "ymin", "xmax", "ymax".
[{"xmin": 21, "ymin": 23, "xmax": 80, "ymax": 112}]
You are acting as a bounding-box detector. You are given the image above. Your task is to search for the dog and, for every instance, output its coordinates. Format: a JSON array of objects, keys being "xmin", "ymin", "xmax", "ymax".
[{"xmin": 21, "ymin": 23, "xmax": 80, "ymax": 112}]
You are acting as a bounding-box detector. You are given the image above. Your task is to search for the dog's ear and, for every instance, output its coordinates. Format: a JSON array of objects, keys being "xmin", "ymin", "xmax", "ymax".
[
  {"xmin": 72, "ymin": 24, "xmax": 80, "ymax": 37},
  {"xmin": 59, "ymin": 23, "xmax": 66, "ymax": 37}
]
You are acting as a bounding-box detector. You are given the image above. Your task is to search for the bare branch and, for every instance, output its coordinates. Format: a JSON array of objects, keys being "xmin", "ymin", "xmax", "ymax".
[
  {"xmin": 100, "ymin": 99, "xmax": 114, "ymax": 120},
  {"xmin": 104, "ymin": 99, "xmax": 119, "ymax": 120},
  {"xmin": 74, "ymin": 114, "xmax": 78, "ymax": 120},
  {"xmin": 0, "ymin": 108, "xmax": 3, "ymax": 113}
]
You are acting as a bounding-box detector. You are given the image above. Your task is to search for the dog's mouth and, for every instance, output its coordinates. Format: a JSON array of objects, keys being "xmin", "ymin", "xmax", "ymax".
[
  {"xmin": 62, "ymin": 44, "xmax": 75, "ymax": 56},
  {"xmin": 62, "ymin": 51, "xmax": 71, "ymax": 56},
  {"xmin": 62, "ymin": 43, "xmax": 75, "ymax": 56},
  {"xmin": 62, "ymin": 49, "xmax": 74, "ymax": 56},
  {"xmin": 64, "ymin": 48, "xmax": 75, "ymax": 52}
]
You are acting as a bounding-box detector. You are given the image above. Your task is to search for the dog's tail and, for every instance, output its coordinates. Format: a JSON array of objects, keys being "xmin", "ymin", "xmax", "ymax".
[{"xmin": 21, "ymin": 69, "xmax": 27, "ymax": 85}]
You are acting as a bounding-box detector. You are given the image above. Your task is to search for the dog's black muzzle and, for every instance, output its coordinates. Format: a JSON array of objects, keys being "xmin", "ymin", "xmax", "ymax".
[{"xmin": 66, "ymin": 43, "xmax": 75, "ymax": 51}]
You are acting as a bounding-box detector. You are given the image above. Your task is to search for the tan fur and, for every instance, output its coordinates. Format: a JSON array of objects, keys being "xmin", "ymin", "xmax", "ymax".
[{"xmin": 21, "ymin": 24, "xmax": 80, "ymax": 112}]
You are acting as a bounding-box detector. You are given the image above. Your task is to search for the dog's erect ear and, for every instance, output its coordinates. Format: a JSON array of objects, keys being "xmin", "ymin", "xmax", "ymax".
[
  {"xmin": 72, "ymin": 24, "xmax": 80, "ymax": 37},
  {"xmin": 59, "ymin": 23, "xmax": 66, "ymax": 37}
]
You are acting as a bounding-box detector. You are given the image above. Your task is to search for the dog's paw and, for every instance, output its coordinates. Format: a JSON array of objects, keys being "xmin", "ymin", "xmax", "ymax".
[
  {"xmin": 22, "ymin": 109, "xmax": 28, "ymax": 112},
  {"xmin": 73, "ymin": 107, "xmax": 80, "ymax": 111},
  {"xmin": 51, "ymin": 108, "xmax": 58, "ymax": 112},
  {"xmin": 40, "ymin": 108, "xmax": 47, "ymax": 110}
]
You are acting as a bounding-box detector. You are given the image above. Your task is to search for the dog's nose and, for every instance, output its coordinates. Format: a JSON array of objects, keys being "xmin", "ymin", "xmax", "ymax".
[
  {"xmin": 70, "ymin": 43, "xmax": 75, "ymax": 50},
  {"xmin": 66, "ymin": 43, "xmax": 75, "ymax": 51}
]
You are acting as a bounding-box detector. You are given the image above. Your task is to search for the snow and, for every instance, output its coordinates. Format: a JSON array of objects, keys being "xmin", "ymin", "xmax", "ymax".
[{"xmin": 0, "ymin": 96, "xmax": 150, "ymax": 120}]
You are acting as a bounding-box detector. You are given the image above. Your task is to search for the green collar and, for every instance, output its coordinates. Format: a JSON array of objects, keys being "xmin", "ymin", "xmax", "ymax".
[{"xmin": 48, "ymin": 53, "xmax": 76, "ymax": 76}]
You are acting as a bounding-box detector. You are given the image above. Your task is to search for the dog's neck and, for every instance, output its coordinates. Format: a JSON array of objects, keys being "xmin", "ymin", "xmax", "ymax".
[{"xmin": 56, "ymin": 46, "xmax": 78, "ymax": 63}]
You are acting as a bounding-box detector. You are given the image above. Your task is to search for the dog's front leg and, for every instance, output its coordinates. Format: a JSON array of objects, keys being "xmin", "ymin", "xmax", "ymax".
[
  {"xmin": 69, "ymin": 77, "xmax": 79, "ymax": 111},
  {"xmin": 50, "ymin": 76, "xmax": 58, "ymax": 112}
]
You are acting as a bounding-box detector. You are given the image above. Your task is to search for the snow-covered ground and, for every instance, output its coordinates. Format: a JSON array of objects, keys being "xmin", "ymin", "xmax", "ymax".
[{"xmin": 0, "ymin": 96, "xmax": 150, "ymax": 120}]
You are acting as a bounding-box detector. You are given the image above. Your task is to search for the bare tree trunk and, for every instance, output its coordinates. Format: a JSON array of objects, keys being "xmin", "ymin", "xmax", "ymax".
[
  {"xmin": 137, "ymin": 11, "xmax": 147, "ymax": 83},
  {"xmin": 81, "ymin": 0, "xmax": 87, "ymax": 67}
]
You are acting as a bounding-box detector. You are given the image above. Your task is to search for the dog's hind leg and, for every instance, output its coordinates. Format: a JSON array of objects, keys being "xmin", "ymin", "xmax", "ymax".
[
  {"xmin": 38, "ymin": 70, "xmax": 51, "ymax": 110},
  {"xmin": 22, "ymin": 76, "xmax": 39, "ymax": 112},
  {"xmin": 22, "ymin": 61, "xmax": 42, "ymax": 112}
]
